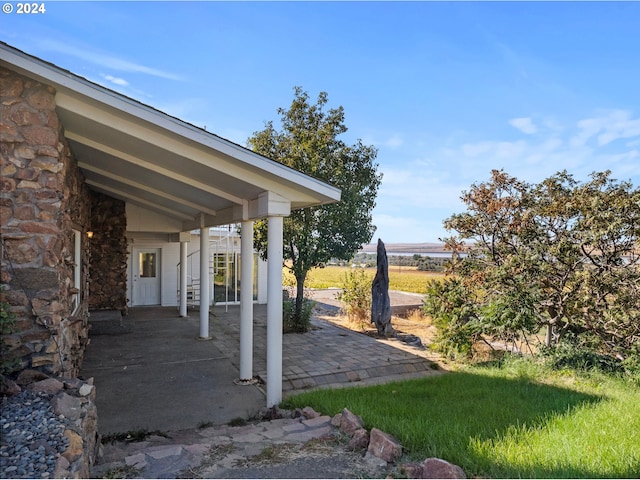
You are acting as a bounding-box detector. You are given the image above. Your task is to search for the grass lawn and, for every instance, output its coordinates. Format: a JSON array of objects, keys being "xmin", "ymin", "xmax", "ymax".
[
  {"xmin": 283, "ymin": 358, "xmax": 640, "ymax": 478},
  {"xmin": 285, "ymin": 265, "xmax": 446, "ymax": 294}
]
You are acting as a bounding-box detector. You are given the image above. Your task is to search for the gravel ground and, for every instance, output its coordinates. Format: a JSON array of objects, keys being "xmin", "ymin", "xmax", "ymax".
[{"xmin": 0, "ymin": 391, "xmax": 70, "ymax": 479}]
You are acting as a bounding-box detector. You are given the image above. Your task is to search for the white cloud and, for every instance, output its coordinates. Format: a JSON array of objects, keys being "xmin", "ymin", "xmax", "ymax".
[
  {"xmin": 361, "ymin": 133, "xmax": 405, "ymax": 150},
  {"xmin": 379, "ymin": 167, "xmax": 465, "ymax": 209},
  {"xmin": 509, "ymin": 117, "xmax": 538, "ymax": 134},
  {"xmin": 101, "ymin": 74, "xmax": 129, "ymax": 86},
  {"xmin": 597, "ymin": 111, "xmax": 640, "ymax": 146},
  {"xmin": 571, "ymin": 110, "xmax": 640, "ymax": 148},
  {"xmin": 461, "ymin": 140, "xmax": 528, "ymax": 162},
  {"xmin": 363, "ymin": 109, "xmax": 640, "ymax": 243},
  {"xmin": 541, "ymin": 117, "xmax": 565, "ymax": 134},
  {"xmin": 39, "ymin": 40, "xmax": 185, "ymax": 81},
  {"xmin": 384, "ymin": 134, "xmax": 404, "ymax": 148}
]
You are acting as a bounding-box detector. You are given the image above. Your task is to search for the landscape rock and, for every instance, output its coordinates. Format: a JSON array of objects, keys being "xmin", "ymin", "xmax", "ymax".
[
  {"xmin": 335, "ymin": 407, "xmax": 365, "ymax": 435},
  {"xmin": 402, "ymin": 457, "xmax": 467, "ymax": 479},
  {"xmin": 0, "ymin": 375, "xmax": 21, "ymax": 396},
  {"xmin": 27, "ymin": 377, "xmax": 64, "ymax": 394},
  {"xmin": 51, "ymin": 391, "xmax": 83, "ymax": 420},
  {"xmin": 62, "ymin": 429, "xmax": 83, "ymax": 463},
  {"xmin": 53, "ymin": 455, "xmax": 70, "ymax": 478},
  {"xmin": 261, "ymin": 405, "xmax": 283, "ymax": 420},
  {"xmin": 367, "ymin": 427, "xmax": 402, "ymax": 463},
  {"xmin": 1, "ymin": 375, "xmax": 99, "ymax": 479},
  {"xmin": 78, "ymin": 383, "xmax": 94, "ymax": 397},
  {"xmin": 16, "ymin": 368, "xmax": 50, "ymax": 385},
  {"xmin": 63, "ymin": 377, "xmax": 85, "ymax": 390},
  {"xmin": 331, "ymin": 412, "xmax": 342, "ymax": 427},
  {"xmin": 301, "ymin": 406, "xmax": 320, "ymax": 419},
  {"xmin": 347, "ymin": 427, "xmax": 370, "ymax": 451}
]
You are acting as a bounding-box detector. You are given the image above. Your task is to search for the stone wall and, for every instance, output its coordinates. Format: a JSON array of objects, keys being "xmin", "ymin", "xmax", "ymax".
[
  {"xmin": 1, "ymin": 67, "xmax": 91, "ymax": 377},
  {"xmin": 89, "ymin": 191, "xmax": 128, "ymax": 313}
]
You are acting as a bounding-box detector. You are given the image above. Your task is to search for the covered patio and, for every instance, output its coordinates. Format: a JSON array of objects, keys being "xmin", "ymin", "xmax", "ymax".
[
  {"xmin": 2, "ymin": 43, "xmax": 341, "ymax": 406},
  {"xmin": 80, "ymin": 301, "xmax": 440, "ymax": 434}
]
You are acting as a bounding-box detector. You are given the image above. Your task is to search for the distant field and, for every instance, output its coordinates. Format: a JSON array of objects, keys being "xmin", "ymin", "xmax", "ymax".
[{"xmin": 284, "ymin": 265, "xmax": 446, "ymax": 294}]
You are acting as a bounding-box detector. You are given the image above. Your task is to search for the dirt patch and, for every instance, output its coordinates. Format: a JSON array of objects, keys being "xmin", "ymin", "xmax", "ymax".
[
  {"xmin": 315, "ymin": 303, "xmax": 438, "ymax": 350},
  {"xmin": 315, "ymin": 301, "xmax": 540, "ymax": 362},
  {"xmin": 183, "ymin": 436, "xmax": 396, "ymax": 479}
]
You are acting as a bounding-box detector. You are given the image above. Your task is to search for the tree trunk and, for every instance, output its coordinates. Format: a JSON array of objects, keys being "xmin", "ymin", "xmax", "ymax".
[
  {"xmin": 294, "ymin": 271, "xmax": 307, "ymax": 327},
  {"xmin": 544, "ymin": 306, "xmax": 559, "ymax": 348},
  {"xmin": 545, "ymin": 324, "xmax": 553, "ymax": 347}
]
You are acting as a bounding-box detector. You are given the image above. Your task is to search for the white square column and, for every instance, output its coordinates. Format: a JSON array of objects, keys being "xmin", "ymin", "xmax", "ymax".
[
  {"xmin": 266, "ymin": 215, "xmax": 284, "ymax": 407},
  {"xmin": 239, "ymin": 220, "xmax": 254, "ymax": 382},
  {"xmin": 179, "ymin": 240, "xmax": 188, "ymax": 317},
  {"xmin": 199, "ymin": 219, "xmax": 211, "ymax": 339}
]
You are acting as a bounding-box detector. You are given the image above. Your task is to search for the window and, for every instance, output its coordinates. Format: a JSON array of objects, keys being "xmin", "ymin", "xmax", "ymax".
[
  {"xmin": 139, "ymin": 252, "xmax": 157, "ymax": 278},
  {"xmin": 71, "ymin": 229, "xmax": 81, "ymax": 313}
]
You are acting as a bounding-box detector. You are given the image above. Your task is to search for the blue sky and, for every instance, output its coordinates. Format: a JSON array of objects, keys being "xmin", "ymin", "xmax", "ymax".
[{"xmin": 3, "ymin": 1, "xmax": 639, "ymax": 244}]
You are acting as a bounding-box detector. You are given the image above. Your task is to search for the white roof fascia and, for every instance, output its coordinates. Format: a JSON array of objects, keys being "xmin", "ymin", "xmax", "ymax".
[{"xmin": 0, "ymin": 43, "xmax": 341, "ymax": 204}]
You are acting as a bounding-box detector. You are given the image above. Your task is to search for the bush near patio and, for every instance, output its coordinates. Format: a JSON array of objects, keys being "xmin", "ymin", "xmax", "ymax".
[
  {"xmin": 335, "ymin": 268, "xmax": 371, "ymax": 324},
  {"xmin": 425, "ymin": 170, "xmax": 640, "ymax": 373},
  {"xmin": 1, "ymin": 286, "xmax": 18, "ymax": 377}
]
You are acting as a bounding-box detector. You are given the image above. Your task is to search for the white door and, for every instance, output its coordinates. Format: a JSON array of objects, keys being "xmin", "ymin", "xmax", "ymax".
[{"xmin": 133, "ymin": 248, "xmax": 161, "ymax": 305}]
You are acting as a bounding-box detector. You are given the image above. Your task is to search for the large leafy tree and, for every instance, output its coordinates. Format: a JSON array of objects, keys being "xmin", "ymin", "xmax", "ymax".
[
  {"xmin": 248, "ymin": 87, "xmax": 382, "ymax": 329},
  {"xmin": 426, "ymin": 169, "xmax": 640, "ymax": 361}
]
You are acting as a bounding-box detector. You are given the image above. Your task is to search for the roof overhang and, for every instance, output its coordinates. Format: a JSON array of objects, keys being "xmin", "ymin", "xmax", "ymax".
[{"xmin": 0, "ymin": 43, "xmax": 341, "ymax": 232}]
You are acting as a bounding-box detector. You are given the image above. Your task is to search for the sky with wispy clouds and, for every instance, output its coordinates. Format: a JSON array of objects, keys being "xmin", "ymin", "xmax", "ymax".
[{"xmin": 3, "ymin": 1, "xmax": 639, "ymax": 243}]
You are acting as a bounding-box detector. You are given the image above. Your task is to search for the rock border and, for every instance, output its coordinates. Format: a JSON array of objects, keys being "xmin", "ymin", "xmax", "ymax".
[
  {"xmin": 1, "ymin": 371, "xmax": 100, "ymax": 478},
  {"xmin": 329, "ymin": 407, "xmax": 466, "ymax": 479}
]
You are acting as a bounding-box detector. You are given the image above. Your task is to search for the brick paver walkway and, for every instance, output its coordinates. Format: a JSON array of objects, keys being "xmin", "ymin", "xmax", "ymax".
[{"xmin": 211, "ymin": 292, "xmax": 440, "ymax": 395}]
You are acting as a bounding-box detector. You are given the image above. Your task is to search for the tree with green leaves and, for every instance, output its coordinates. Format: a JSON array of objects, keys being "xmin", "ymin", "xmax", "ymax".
[
  {"xmin": 248, "ymin": 87, "xmax": 382, "ymax": 330},
  {"xmin": 425, "ymin": 169, "xmax": 640, "ymax": 363}
]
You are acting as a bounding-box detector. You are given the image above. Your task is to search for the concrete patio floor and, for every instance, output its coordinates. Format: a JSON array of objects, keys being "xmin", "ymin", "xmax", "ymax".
[{"xmin": 81, "ymin": 291, "xmax": 440, "ymax": 436}]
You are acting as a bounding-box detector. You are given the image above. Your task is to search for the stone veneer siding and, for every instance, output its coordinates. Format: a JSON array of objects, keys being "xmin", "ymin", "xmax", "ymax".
[
  {"xmin": 1, "ymin": 66, "xmax": 92, "ymax": 377},
  {"xmin": 88, "ymin": 191, "xmax": 128, "ymax": 313}
]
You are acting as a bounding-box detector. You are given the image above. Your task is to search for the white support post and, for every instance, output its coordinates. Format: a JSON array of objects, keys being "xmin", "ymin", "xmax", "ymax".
[
  {"xmin": 266, "ymin": 215, "xmax": 284, "ymax": 407},
  {"xmin": 179, "ymin": 240, "xmax": 188, "ymax": 317},
  {"xmin": 199, "ymin": 218, "xmax": 211, "ymax": 339},
  {"xmin": 239, "ymin": 220, "xmax": 254, "ymax": 382}
]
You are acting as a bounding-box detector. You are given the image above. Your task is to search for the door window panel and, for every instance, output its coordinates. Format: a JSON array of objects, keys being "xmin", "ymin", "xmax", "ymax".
[{"xmin": 139, "ymin": 252, "xmax": 157, "ymax": 278}]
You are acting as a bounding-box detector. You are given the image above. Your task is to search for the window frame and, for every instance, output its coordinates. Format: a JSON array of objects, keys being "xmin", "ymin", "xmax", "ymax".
[{"xmin": 71, "ymin": 229, "xmax": 82, "ymax": 314}]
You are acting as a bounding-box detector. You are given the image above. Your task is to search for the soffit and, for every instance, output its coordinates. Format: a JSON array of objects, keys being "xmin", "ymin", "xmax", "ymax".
[{"xmin": 0, "ymin": 43, "xmax": 341, "ymax": 231}]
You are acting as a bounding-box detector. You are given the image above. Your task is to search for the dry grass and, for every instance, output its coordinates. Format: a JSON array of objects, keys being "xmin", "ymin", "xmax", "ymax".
[
  {"xmin": 318, "ymin": 305, "xmax": 437, "ymax": 349},
  {"xmin": 285, "ymin": 265, "xmax": 447, "ymax": 294}
]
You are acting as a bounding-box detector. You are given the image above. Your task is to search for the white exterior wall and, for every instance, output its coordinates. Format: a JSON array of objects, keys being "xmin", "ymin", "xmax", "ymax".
[
  {"xmin": 126, "ymin": 233, "xmax": 183, "ymax": 307},
  {"xmin": 125, "ymin": 204, "xmax": 266, "ymax": 307},
  {"xmin": 186, "ymin": 236, "xmax": 268, "ymax": 305},
  {"xmin": 127, "ymin": 204, "xmax": 183, "ymax": 232}
]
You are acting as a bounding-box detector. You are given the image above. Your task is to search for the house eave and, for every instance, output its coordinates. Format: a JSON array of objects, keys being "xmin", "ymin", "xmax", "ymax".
[{"xmin": 0, "ymin": 42, "xmax": 341, "ymax": 229}]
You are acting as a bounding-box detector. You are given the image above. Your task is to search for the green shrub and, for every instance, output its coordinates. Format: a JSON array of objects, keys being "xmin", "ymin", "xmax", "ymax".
[
  {"xmin": 1, "ymin": 286, "xmax": 18, "ymax": 376},
  {"xmin": 283, "ymin": 295, "xmax": 315, "ymax": 333},
  {"xmin": 541, "ymin": 332, "xmax": 640, "ymax": 382},
  {"xmin": 423, "ymin": 277, "xmax": 482, "ymax": 359},
  {"xmin": 336, "ymin": 268, "xmax": 371, "ymax": 324}
]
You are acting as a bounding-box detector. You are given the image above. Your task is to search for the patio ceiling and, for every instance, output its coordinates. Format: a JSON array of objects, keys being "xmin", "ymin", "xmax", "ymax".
[{"xmin": 1, "ymin": 43, "xmax": 341, "ymax": 231}]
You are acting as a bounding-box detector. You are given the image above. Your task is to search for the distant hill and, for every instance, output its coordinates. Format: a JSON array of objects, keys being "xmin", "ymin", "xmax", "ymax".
[{"xmin": 359, "ymin": 242, "xmax": 447, "ymax": 254}]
